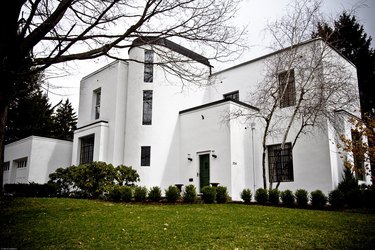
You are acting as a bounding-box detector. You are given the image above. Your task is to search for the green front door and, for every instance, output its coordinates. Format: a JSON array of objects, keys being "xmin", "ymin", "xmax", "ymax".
[{"xmin": 199, "ymin": 154, "xmax": 210, "ymax": 191}]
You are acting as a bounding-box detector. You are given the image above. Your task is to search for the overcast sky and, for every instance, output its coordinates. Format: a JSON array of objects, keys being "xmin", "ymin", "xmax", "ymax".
[{"xmin": 46, "ymin": 0, "xmax": 375, "ymax": 112}]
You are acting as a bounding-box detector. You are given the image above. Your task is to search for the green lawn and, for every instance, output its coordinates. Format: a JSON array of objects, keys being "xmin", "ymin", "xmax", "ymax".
[{"xmin": 1, "ymin": 198, "xmax": 374, "ymax": 249}]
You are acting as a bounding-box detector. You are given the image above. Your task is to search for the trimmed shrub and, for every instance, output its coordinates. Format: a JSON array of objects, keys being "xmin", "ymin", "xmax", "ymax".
[
  {"xmin": 216, "ymin": 186, "xmax": 229, "ymax": 204},
  {"xmin": 240, "ymin": 188, "xmax": 252, "ymax": 203},
  {"xmin": 165, "ymin": 185, "xmax": 181, "ymax": 203},
  {"xmin": 148, "ymin": 186, "xmax": 162, "ymax": 202},
  {"xmin": 183, "ymin": 184, "xmax": 197, "ymax": 203},
  {"xmin": 115, "ymin": 165, "xmax": 140, "ymax": 186},
  {"xmin": 328, "ymin": 189, "xmax": 345, "ymax": 209},
  {"xmin": 280, "ymin": 189, "xmax": 295, "ymax": 207},
  {"xmin": 201, "ymin": 186, "xmax": 217, "ymax": 204},
  {"xmin": 255, "ymin": 188, "xmax": 268, "ymax": 204},
  {"xmin": 108, "ymin": 185, "xmax": 123, "ymax": 202},
  {"xmin": 346, "ymin": 189, "xmax": 363, "ymax": 208},
  {"xmin": 268, "ymin": 189, "xmax": 280, "ymax": 205},
  {"xmin": 121, "ymin": 186, "xmax": 133, "ymax": 202},
  {"xmin": 363, "ymin": 188, "xmax": 375, "ymax": 208},
  {"xmin": 134, "ymin": 186, "xmax": 147, "ymax": 202},
  {"xmin": 310, "ymin": 190, "xmax": 327, "ymax": 209},
  {"xmin": 295, "ymin": 189, "xmax": 308, "ymax": 207}
]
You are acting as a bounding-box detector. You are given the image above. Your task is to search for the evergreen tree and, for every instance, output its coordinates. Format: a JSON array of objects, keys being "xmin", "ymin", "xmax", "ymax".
[
  {"xmin": 53, "ymin": 99, "xmax": 77, "ymax": 140},
  {"xmin": 313, "ymin": 12, "xmax": 375, "ymax": 115},
  {"xmin": 5, "ymin": 74, "xmax": 55, "ymax": 143}
]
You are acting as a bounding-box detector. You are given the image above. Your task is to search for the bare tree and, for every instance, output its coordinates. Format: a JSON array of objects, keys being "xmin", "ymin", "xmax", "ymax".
[
  {"xmin": 231, "ymin": 0, "xmax": 358, "ymax": 189},
  {"xmin": 0, "ymin": 0, "xmax": 247, "ymax": 193}
]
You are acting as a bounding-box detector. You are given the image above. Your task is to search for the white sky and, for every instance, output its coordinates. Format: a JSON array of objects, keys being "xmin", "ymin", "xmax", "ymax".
[{"xmin": 46, "ymin": 0, "xmax": 375, "ymax": 112}]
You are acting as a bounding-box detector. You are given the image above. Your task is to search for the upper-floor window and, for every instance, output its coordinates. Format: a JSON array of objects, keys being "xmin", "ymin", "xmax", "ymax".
[
  {"xmin": 3, "ymin": 161, "xmax": 10, "ymax": 171},
  {"xmin": 16, "ymin": 158, "xmax": 27, "ymax": 169},
  {"xmin": 141, "ymin": 146, "xmax": 151, "ymax": 166},
  {"xmin": 268, "ymin": 143, "xmax": 294, "ymax": 182},
  {"xmin": 223, "ymin": 90, "xmax": 239, "ymax": 101},
  {"xmin": 80, "ymin": 134, "xmax": 95, "ymax": 164},
  {"xmin": 94, "ymin": 88, "xmax": 101, "ymax": 119},
  {"xmin": 278, "ymin": 70, "xmax": 296, "ymax": 108},
  {"xmin": 142, "ymin": 90, "xmax": 153, "ymax": 125},
  {"xmin": 144, "ymin": 50, "xmax": 154, "ymax": 83}
]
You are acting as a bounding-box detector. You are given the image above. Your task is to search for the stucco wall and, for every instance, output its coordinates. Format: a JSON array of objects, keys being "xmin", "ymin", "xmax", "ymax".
[
  {"xmin": 3, "ymin": 136, "xmax": 72, "ymax": 184},
  {"xmin": 122, "ymin": 45, "xmax": 211, "ymax": 189}
]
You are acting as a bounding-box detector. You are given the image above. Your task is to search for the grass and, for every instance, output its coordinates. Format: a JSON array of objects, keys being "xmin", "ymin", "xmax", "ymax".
[{"xmin": 1, "ymin": 198, "xmax": 374, "ymax": 249}]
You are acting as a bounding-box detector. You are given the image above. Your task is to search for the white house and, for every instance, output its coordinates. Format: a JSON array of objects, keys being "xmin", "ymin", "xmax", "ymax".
[
  {"xmin": 3, "ymin": 136, "xmax": 72, "ymax": 184},
  {"xmin": 4, "ymin": 37, "xmax": 370, "ymax": 200},
  {"xmin": 70, "ymin": 37, "xmax": 371, "ymax": 200}
]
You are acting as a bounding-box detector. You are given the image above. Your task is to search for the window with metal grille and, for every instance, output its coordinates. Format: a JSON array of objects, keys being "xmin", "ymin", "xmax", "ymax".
[
  {"xmin": 268, "ymin": 143, "xmax": 294, "ymax": 182},
  {"xmin": 94, "ymin": 88, "xmax": 101, "ymax": 120},
  {"xmin": 142, "ymin": 90, "xmax": 153, "ymax": 125},
  {"xmin": 223, "ymin": 90, "xmax": 239, "ymax": 101},
  {"xmin": 141, "ymin": 146, "xmax": 151, "ymax": 166},
  {"xmin": 3, "ymin": 161, "xmax": 10, "ymax": 171},
  {"xmin": 144, "ymin": 50, "xmax": 154, "ymax": 83},
  {"xmin": 80, "ymin": 134, "xmax": 94, "ymax": 164},
  {"xmin": 278, "ymin": 70, "xmax": 296, "ymax": 108},
  {"xmin": 16, "ymin": 158, "xmax": 27, "ymax": 169}
]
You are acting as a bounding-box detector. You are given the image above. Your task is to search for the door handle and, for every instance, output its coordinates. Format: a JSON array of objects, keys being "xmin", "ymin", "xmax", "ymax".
[{"xmin": 197, "ymin": 172, "xmax": 199, "ymax": 177}]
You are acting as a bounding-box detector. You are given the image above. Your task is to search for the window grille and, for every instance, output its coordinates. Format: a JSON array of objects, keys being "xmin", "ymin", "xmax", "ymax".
[
  {"xmin": 142, "ymin": 90, "xmax": 153, "ymax": 125},
  {"xmin": 141, "ymin": 146, "xmax": 151, "ymax": 166},
  {"xmin": 144, "ymin": 50, "xmax": 154, "ymax": 83},
  {"xmin": 268, "ymin": 143, "xmax": 294, "ymax": 182},
  {"xmin": 223, "ymin": 90, "xmax": 239, "ymax": 101},
  {"xmin": 278, "ymin": 70, "xmax": 296, "ymax": 108},
  {"xmin": 80, "ymin": 134, "xmax": 95, "ymax": 164}
]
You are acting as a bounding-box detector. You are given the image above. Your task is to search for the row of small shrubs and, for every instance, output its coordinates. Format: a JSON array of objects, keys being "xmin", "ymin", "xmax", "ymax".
[
  {"xmin": 106, "ymin": 184, "xmax": 198, "ymax": 203},
  {"xmin": 241, "ymin": 187, "xmax": 375, "ymax": 209},
  {"xmin": 200, "ymin": 186, "xmax": 229, "ymax": 204},
  {"xmin": 107, "ymin": 185, "xmax": 231, "ymax": 204}
]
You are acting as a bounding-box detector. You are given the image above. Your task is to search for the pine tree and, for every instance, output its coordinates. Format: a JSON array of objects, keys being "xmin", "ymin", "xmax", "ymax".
[
  {"xmin": 5, "ymin": 74, "xmax": 55, "ymax": 143},
  {"xmin": 53, "ymin": 99, "xmax": 77, "ymax": 140},
  {"xmin": 313, "ymin": 12, "xmax": 375, "ymax": 115}
]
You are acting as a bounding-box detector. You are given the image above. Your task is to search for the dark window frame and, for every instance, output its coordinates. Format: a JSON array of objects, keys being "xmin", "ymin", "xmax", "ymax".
[
  {"xmin": 142, "ymin": 90, "xmax": 153, "ymax": 125},
  {"xmin": 268, "ymin": 143, "xmax": 294, "ymax": 182},
  {"xmin": 80, "ymin": 134, "xmax": 95, "ymax": 164},
  {"xmin": 94, "ymin": 88, "xmax": 101, "ymax": 120},
  {"xmin": 223, "ymin": 90, "xmax": 239, "ymax": 101},
  {"xmin": 16, "ymin": 158, "xmax": 27, "ymax": 169},
  {"xmin": 278, "ymin": 70, "xmax": 296, "ymax": 108},
  {"xmin": 144, "ymin": 50, "xmax": 154, "ymax": 83},
  {"xmin": 141, "ymin": 146, "xmax": 151, "ymax": 166},
  {"xmin": 3, "ymin": 161, "xmax": 10, "ymax": 171}
]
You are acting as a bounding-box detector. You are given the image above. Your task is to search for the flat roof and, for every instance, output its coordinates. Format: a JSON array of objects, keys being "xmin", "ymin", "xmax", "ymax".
[{"xmin": 179, "ymin": 98, "xmax": 259, "ymax": 114}]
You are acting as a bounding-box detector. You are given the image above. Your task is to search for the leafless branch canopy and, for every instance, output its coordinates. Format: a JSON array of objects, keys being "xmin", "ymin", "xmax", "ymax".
[{"xmin": 7, "ymin": 0, "xmax": 246, "ymax": 72}]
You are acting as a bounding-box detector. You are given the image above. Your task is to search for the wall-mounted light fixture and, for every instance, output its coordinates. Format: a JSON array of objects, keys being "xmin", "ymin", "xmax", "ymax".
[
  {"xmin": 187, "ymin": 154, "xmax": 193, "ymax": 161},
  {"xmin": 211, "ymin": 150, "xmax": 217, "ymax": 158}
]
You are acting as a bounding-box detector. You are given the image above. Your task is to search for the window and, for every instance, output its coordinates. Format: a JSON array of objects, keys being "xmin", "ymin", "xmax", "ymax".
[
  {"xmin": 3, "ymin": 161, "xmax": 10, "ymax": 171},
  {"xmin": 144, "ymin": 50, "xmax": 154, "ymax": 83},
  {"xmin": 94, "ymin": 88, "xmax": 101, "ymax": 119},
  {"xmin": 142, "ymin": 90, "xmax": 153, "ymax": 125},
  {"xmin": 351, "ymin": 130, "xmax": 365, "ymax": 181},
  {"xmin": 268, "ymin": 143, "xmax": 294, "ymax": 182},
  {"xmin": 16, "ymin": 159, "xmax": 27, "ymax": 169},
  {"xmin": 80, "ymin": 134, "xmax": 95, "ymax": 164},
  {"xmin": 223, "ymin": 90, "xmax": 239, "ymax": 101},
  {"xmin": 141, "ymin": 146, "xmax": 151, "ymax": 166},
  {"xmin": 278, "ymin": 70, "xmax": 296, "ymax": 108}
]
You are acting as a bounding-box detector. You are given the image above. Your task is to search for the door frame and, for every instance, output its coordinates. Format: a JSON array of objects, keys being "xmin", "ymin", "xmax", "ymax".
[{"xmin": 197, "ymin": 151, "xmax": 211, "ymax": 192}]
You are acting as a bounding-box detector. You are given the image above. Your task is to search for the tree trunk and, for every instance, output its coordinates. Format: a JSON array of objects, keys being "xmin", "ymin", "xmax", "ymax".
[{"xmin": 0, "ymin": 102, "xmax": 9, "ymax": 195}]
